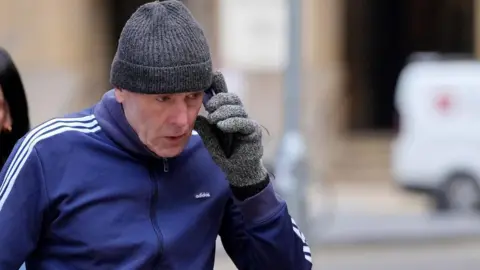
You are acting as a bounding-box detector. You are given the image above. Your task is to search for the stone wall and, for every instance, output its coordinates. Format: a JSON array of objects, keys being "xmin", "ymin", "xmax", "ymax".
[{"xmin": 0, "ymin": 0, "xmax": 110, "ymax": 126}]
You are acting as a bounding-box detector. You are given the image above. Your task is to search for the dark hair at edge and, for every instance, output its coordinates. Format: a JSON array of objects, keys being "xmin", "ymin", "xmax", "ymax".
[{"xmin": 0, "ymin": 47, "xmax": 30, "ymax": 166}]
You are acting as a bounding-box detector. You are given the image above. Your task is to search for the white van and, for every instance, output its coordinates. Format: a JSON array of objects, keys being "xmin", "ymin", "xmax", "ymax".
[{"xmin": 392, "ymin": 55, "xmax": 480, "ymax": 211}]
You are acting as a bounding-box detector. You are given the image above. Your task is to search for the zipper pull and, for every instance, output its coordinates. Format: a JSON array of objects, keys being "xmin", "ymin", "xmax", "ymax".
[{"xmin": 163, "ymin": 158, "xmax": 169, "ymax": 172}]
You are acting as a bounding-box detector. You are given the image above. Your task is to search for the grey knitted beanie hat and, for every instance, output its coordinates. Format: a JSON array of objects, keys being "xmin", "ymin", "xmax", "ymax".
[{"xmin": 110, "ymin": 0, "xmax": 213, "ymax": 94}]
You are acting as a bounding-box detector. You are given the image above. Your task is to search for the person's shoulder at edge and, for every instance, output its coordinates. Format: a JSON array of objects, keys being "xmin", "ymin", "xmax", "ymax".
[{"xmin": 19, "ymin": 106, "xmax": 102, "ymax": 153}]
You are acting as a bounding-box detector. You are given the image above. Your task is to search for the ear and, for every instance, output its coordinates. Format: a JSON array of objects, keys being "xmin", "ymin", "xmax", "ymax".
[{"xmin": 114, "ymin": 88, "xmax": 125, "ymax": 103}]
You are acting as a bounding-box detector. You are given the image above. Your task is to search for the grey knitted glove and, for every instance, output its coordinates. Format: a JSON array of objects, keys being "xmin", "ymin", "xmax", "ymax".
[{"xmin": 195, "ymin": 72, "xmax": 268, "ymax": 190}]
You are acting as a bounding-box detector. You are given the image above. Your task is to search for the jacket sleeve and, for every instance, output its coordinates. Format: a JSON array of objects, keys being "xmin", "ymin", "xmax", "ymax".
[
  {"xmin": 0, "ymin": 138, "xmax": 48, "ymax": 269},
  {"xmin": 219, "ymin": 182, "xmax": 313, "ymax": 270}
]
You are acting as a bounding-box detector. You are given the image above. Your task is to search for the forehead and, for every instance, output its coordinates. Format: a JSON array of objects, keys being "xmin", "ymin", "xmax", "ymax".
[
  {"xmin": 157, "ymin": 91, "xmax": 203, "ymax": 96},
  {"xmin": 128, "ymin": 91, "xmax": 202, "ymax": 98}
]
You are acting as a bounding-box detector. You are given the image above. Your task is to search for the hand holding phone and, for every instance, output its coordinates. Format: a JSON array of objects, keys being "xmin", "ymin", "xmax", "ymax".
[
  {"xmin": 196, "ymin": 72, "xmax": 267, "ymax": 188},
  {"xmin": 202, "ymin": 88, "xmax": 235, "ymax": 158}
]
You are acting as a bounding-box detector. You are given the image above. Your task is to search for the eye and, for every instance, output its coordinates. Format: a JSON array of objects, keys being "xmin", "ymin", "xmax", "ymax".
[
  {"xmin": 187, "ymin": 92, "xmax": 202, "ymax": 100},
  {"xmin": 156, "ymin": 96, "xmax": 170, "ymax": 102}
]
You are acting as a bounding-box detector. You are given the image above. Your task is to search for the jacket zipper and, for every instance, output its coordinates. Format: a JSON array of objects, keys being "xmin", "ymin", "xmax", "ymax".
[
  {"xmin": 163, "ymin": 158, "xmax": 169, "ymax": 172},
  {"xmin": 148, "ymin": 167, "xmax": 164, "ymax": 268}
]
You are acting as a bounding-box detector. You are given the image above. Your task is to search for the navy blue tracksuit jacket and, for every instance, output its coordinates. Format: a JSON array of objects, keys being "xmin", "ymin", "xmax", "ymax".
[{"xmin": 0, "ymin": 90, "xmax": 312, "ymax": 269}]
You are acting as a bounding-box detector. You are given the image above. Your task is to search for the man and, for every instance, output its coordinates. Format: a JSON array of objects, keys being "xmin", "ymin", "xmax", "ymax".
[{"xmin": 0, "ymin": 1, "xmax": 312, "ymax": 269}]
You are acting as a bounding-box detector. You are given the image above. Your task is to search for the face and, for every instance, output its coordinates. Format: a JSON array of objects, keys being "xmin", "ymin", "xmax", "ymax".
[
  {"xmin": 115, "ymin": 88, "xmax": 204, "ymax": 158},
  {"xmin": 0, "ymin": 84, "xmax": 12, "ymax": 133}
]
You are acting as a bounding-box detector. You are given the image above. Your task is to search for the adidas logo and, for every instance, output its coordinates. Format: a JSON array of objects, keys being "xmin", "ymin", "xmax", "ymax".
[{"xmin": 195, "ymin": 192, "xmax": 211, "ymax": 199}]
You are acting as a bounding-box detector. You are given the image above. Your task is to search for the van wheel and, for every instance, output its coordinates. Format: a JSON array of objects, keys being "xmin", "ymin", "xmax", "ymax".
[
  {"xmin": 432, "ymin": 193, "xmax": 450, "ymax": 212},
  {"xmin": 437, "ymin": 173, "xmax": 480, "ymax": 212}
]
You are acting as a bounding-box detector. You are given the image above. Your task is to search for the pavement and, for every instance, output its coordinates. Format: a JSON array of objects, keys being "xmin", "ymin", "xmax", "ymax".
[
  {"xmin": 285, "ymin": 179, "xmax": 480, "ymax": 246},
  {"xmin": 316, "ymin": 240, "xmax": 480, "ymax": 270},
  {"xmin": 214, "ymin": 210, "xmax": 480, "ymax": 251},
  {"xmin": 312, "ymin": 211, "xmax": 480, "ymax": 246},
  {"xmin": 211, "ymin": 209, "xmax": 480, "ymax": 270},
  {"xmin": 215, "ymin": 240, "xmax": 480, "ymax": 270}
]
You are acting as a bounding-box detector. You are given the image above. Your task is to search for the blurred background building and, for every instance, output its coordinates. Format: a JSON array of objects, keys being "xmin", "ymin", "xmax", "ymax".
[{"xmin": 0, "ymin": 0, "xmax": 478, "ymax": 214}]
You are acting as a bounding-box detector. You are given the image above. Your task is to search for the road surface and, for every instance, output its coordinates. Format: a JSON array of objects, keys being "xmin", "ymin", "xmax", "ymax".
[{"xmin": 214, "ymin": 240, "xmax": 480, "ymax": 270}]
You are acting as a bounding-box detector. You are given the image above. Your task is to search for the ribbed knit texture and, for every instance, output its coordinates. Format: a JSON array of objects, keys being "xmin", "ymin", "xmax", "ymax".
[
  {"xmin": 194, "ymin": 73, "xmax": 269, "ymax": 193},
  {"xmin": 110, "ymin": 0, "xmax": 213, "ymax": 94}
]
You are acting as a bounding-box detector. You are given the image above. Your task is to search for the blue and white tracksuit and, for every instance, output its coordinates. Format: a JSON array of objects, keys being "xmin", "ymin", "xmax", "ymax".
[{"xmin": 0, "ymin": 90, "xmax": 313, "ymax": 269}]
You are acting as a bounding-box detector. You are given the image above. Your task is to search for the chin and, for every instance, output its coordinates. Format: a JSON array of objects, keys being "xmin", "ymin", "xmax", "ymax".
[
  {"xmin": 147, "ymin": 134, "xmax": 191, "ymax": 158},
  {"xmin": 158, "ymin": 150, "xmax": 183, "ymax": 158},
  {"xmin": 153, "ymin": 143, "xmax": 187, "ymax": 158}
]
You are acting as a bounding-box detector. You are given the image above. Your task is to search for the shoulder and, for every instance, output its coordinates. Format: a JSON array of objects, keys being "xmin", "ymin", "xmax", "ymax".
[
  {"xmin": 2, "ymin": 108, "xmax": 102, "ymax": 174},
  {"xmin": 21, "ymin": 107, "xmax": 102, "ymax": 153}
]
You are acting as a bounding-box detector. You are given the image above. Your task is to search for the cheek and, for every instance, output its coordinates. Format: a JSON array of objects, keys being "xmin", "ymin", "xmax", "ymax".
[
  {"xmin": 128, "ymin": 108, "xmax": 161, "ymax": 134},
  {"xmin": 187, "ymin": 105, "xmax": 202, "ymax": 126},
  {"xmin": 145, "ymin": 116, "xmax": 166, "ymax": 131}
]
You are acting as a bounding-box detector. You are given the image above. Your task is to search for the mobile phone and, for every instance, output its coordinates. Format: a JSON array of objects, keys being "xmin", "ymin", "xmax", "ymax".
[{"xmin": 203, "ymin": 88, "xmax": 234, "ymax": 158}]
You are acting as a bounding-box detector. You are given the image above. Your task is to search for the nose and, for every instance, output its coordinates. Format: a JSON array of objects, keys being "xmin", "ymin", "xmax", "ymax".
[{"xmin": 168, "ymin": 102, "xmax": 189, "ymax": 128}]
